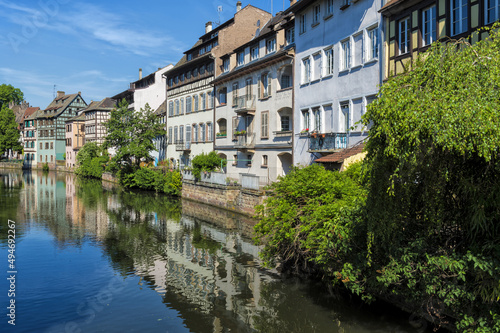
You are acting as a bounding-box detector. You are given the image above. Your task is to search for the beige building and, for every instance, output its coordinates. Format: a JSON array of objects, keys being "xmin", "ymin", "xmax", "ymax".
[
  {"xmin": 83, "ymin": 98, "xmax": 115, "ymax": 145},
  {"xmin": 65, "ymin": 114, "xmax": 86, "ymax": 168},
  {"xmin": 165, "ymin": 2, "xmax": 272, "ymax": 168}
]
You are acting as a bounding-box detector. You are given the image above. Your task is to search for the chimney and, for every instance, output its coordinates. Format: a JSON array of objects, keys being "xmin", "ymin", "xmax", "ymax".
[
  {"xmin": 290, "ymin": 0, "xmax": 297, "ymax": 5},
  {"xmin": 205, "ymin": 21, "xmax": 212, "ymax": 33},
  {"xmin": 57, "ymin": 91, "xmax": 65, "ymax": 98},
  {"xmin": 139, "ymin": 68, "xmax": 143, "ymax": 79},
  {"xmin": 236, "ymin": 1, "xmax": 242, "ymax": 12}
]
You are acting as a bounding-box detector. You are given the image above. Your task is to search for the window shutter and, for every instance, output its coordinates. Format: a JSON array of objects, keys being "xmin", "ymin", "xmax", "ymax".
[
  {"xmin": 267, "ymin": 74, "xmax": 272, "ymax": 96},
  {"xmin": 257, "ymin": 75, "xmax": 261, "ymax": 99}
]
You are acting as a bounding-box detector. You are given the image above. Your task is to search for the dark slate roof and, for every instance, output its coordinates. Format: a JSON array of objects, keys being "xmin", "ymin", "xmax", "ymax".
[
  {"xmin": 84, "ymin": 97, "xmax": 115, "ymax": 112},
  {"xmin": 66, "ymin": 113, "xmax": 86, "ymax": 122},
  {"xmin": 35, "ymin": 92, "xmax": 84, "ymax": 119},
  {"xmin": 315, "ymin": 142, "xmax": 365, "ymax": 163}
]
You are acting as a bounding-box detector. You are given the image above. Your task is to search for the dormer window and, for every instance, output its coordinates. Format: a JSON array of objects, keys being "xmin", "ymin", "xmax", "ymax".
[
  {"xmin": 237, "ymin": 52, "xmax": 245, "ymax": 66},
  {"xmin": 199, "ymin": 47, "xmax": 205, "ymax": 55},
  {"xmin": 251, "ymin": 46, "xmax": 259, "ymax": 61},
  {"xmin": 223, "ymin": 58, "xmax": 230, "ymax": 73},
  {"xmin": 187, "ymin": 54, "xmax": 192, "ymax": 61},
  {"xmin": 266, "ymin": 39, "xmax": 276, "ymax": 54}
]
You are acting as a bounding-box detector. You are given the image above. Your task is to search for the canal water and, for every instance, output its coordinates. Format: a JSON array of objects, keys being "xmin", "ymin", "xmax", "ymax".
[{"xmin": 0, "ymin": 170, "xmax": 432, "ymax": 333}]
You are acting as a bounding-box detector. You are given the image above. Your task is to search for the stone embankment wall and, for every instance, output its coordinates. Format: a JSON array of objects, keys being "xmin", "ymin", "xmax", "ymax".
[{"xmin": 182, "ymin": 180, "xmax": 266, "ymax": 217}]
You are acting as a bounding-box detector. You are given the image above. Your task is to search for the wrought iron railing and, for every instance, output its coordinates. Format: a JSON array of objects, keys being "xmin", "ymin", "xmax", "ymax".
[{"xmin": 308, "ymin": 133, "xmax": 348, "ymax": 151}]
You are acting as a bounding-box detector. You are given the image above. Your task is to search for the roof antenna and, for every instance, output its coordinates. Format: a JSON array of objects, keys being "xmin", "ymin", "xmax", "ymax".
[
  {"xmin": 216, "ymin": 5, "xmax": 222, "ymax": 26},
  {"xmin": 53, "ymin": 84, "xmax": 56, "ymax": 99}
]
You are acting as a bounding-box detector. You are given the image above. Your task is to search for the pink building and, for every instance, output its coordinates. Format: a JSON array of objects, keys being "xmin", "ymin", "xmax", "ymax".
[{"xmin": 65, "ymin": 114, "xmax": 86, "ymax": 168}]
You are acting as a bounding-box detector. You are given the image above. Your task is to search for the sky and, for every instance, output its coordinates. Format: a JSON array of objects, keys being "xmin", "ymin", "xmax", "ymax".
[{"xmin": 0, "ymin": 0, "xmax": 291, "ymax": 109}]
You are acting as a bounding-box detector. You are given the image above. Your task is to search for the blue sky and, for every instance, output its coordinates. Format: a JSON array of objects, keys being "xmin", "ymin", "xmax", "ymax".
[{"xmin": 0, "ymin": 0, "xmax": 290, "ymax": 109}]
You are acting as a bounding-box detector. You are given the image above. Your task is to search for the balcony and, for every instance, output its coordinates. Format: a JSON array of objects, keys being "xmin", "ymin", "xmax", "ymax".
[
  {"xmin": 308, "ymin": 133, "xmax": 348, "ymax": 153},
  {"xmin": 233, "ymin": 96, "xmax": 256, "ymax": 115},
  {"xmin": 175, "ymin": 140, "xmax": 191, "ymax": 151},
  {"xmin": 234, "ymin": 133, "xmax": 256, "ymax": 150}
]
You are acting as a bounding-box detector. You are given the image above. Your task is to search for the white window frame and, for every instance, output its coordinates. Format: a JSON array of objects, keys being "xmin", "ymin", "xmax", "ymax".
[
  {"xmin": 323, "ymin": 47, "xmax": 334, "ymax": 76},
  {"xmin": 451, "ymin": 0, "xmax": 468, "ymax": 36},
  {"xmin": 223, "ymin": 58, "xmax": 230, "ymax": 73},
  {"xmin": 299, "ymin": 14, "xmax": 307, "ymax": 34},
  {"xmin": 302, "ymin": 109, "xmax": 310, "ymax": 131},
  {"xmin": 266, "ymin": 38, "xmax": 276, "ymax": 54},
  {"xmin": 485, "ymin": 0, "xmax": 500, "ymax": 24},
  {"xmin": 302, "ymin": 57, "xmax": 311, "ymax": 84},
  {"xmin": 399, "ymin": 17, "xmax": 410, "ymax": 55},
  {"xmin": 340, "ymin": 39, "xmax": 351, "ymax": 71},
  {"xmin": 251, "ymin": 46, "xmax": 259, "ymax": 61},
  {"xmin": 237, "ymin": 52, "xmax": 245, "ymax": 66},
  {"xmin": 422, "ymin": 6, "xmax": 436, "ymax": 46},
  {"xmin": 366, "ymin": 26, "xmax": 379, "ymax": 61}
]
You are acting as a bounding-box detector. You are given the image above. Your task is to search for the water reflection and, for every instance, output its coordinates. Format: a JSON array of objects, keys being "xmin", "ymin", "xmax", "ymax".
[{"xmin": 0, "ymin": 170, "xmax": 429, "ymax": 333}]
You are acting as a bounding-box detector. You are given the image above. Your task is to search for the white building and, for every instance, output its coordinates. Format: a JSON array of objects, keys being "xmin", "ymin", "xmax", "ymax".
[
  {"xmin": 287, "ymin": 0, "xmax": 381, "ymax": 166},
  {"xmin": 213, "ymin": 12, "xmax": 295, "ymax": 183}
]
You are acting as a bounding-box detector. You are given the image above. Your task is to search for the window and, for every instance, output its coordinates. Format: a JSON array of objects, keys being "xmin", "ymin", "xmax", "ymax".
[
  {"xmin": 262, "ymin": 155, "xmax": 268, "ymax": 167},
  {"xmin": 251, "ymin": 46, "xmax": 259, "ymax": 61},
  {"xmin": 341, "ymin": 0, "xmax": 350, "ymax": 9},
  {"xmin": 233, "ymin": 154, "xmax": 238, "ymax": 166},
  {"xmin": 200, "ymin": 65, "xmax": 205, "ymax": 74},
  {"xmin": 187, "ymin": 54, "xmax": 192, "ymax": 61},
  {"xmin": 180, "ymin": 98, "xmax": 184, "ymax": 115},
  {"xmin": 341, "ymin": 102, "xmax": 350, "ymax": 132},
  {"xmin": 237, "ymin": 52, "xmax": 245, "ymax": 66},
  {"xmin": 186, "ymin": 125, "xmax": 191, "ymax": 143},
  {"xmin": 285, "ymin": 27, "xmax": 295, "ymax": 45},
  {"xmin": 302, "ymin": 109, "xmax": 310, "ymax": 130},
  {"xmin": 326, "ymin": 0, "xmax": 334, "ymax": 16},
  {"xmin": 247, "ymin": 154, "xmax": 252, "ymax": 167},
  {"xmin": 201, "ymin": 92, "xmax": 206, "ymax": 110},
  {"xmin": 422, "ymin": 6, "xmax": 436, "ymax": 46},
  {"xmin": 180, "ymin": 125, "xmax": 184, "ymax": 143},
  {"xmin": 313, "ymin": 108, "xmax": 321, "ymax": 132},
  {"xmin": 313, "ymin": 5, "xmax": 321, "ymax": 25},
  {"xmin": 312, "ymin": 52, "xmax": 322, "ymax": 81},
  {"xmin": 259, "ymin": 73, "xmax": 271, "ymax": 98},
  {"xmin": 266, "ymin": 38, "xmax": 276, "ymax": 54},
  {"xmin": 186, "ymin": 71, "xmax": 191, "ymax": 79},
  {"xmin": 180, "ymin": 73, "xmax": 185, "ymax": 82},
  {"xmin": 281, "ymin": 115, "xmax": 290, "ymax": 131},
  {"xmin": 302, "ymin": 57, "xmax": 311, "ymax": 83},
  {"xmin": 280, "ymin": 65, "xmax": 293, "ymax": 89},
  {"xmin": 399, "ymin": 17, "xmax": 410, "ymax": 54},
  {"xmin": 200, "ymin": 123, "xmax": 206, "ymax": 142},
  {"xmin": 232, "ymin": 82, "xmax": 239, "ymax": 106},
  {"xmin": 261, "ymin": 111, "xmax": 269, "ymax": 138},
  {"xmin": 207, "ymin": 122, "xmax": 213, "ymax": 141},
  {"xmin": 218, "ymin": 118, "xmax": 227, "ymax": 136},
  {"xmin": 340, "ymin": 39, "xmax": 351, "ymax": 70},
  {"xmin": 174, "ymin": 126, "xmax": 178, "ymax": 144},
  {"xmin": 194, "ymin": 95, "xmax": 199, "ymax": 111},
  {"xmin": 208, "ymin": 91, "xmax": 214, "ymax": 108},
  {"xmin": 451, "ymin": 0, "xmax": 468, "ymax": 36},
  {"xmin": 223, "ymin": 58, "xmax": 230, "ymax": 73},
  {"xmin": 168, "ymin": 101, "xmax": 173, "ymax": 116},
  {"xmin": 324, "ymin": 48, "xmax": 334, "ymax": 75},
  {"xmin": 193, "ymin": 68, "xmax": 198, "ymax": 77},
  {"xmin": 367, "ymin": 26, "xmax": 379, "ymax": 60},
  {"xmin": 168, "ymin": 127, "xmax": 172, "ymax": 144},
  {"xmin": 299, "ymin": 14, "xmax": 306, "ymax": 34},
  {"xmin": 245, "ymin": 78, "xmax": 253, "ymax": 99},
  {"xmin": 193, "ymin": 124, "xmax": 198, "ymax": 142},
  {"xmin": 218, "ymin": 88, "xmax": 227, "ymax": 105},
  {"xmin": 175, "ymin": 99, "xmax": 179, "ymax": 115},
  {"xmin": 486, "ymin": 0, "xmax": 500, "ymax": 24},
  {"xmin": 45, "ymin": 143, "xmax": 49, "ymax": 149},
  {"xmin": 186, "ymin": 96, "xmax": 192, "ymax": 114}
]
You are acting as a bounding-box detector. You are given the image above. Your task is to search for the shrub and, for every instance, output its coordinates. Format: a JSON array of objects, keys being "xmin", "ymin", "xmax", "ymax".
[
  {"xmin": 42, "ymin": 163, "xmax": 49, "ymax": 172},
  {"xmin": 191, "ymin": 151, "xmax": 226, "ymax": 180}
]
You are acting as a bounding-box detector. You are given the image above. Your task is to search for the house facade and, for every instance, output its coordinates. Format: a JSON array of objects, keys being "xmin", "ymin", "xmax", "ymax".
[
  {"xmin": 21, "ymin": 107, "xmax": 40, "ymax": 167},
  {"xmin": 65, "ymin": 114, "xmax": 86, "ymax": 168},
  {"xmin": 287, "ymin": 0, "xmax": 381, "ymax": 166},
  {"xmin": 213, "ymin": 12, "xmax": 295, "ymax": 183},
  {"xmin": 35, "ymin": 91, "xmax": 87, "ymax": 168},
  {"xmin": 381, "ymin": 0, "xmax": 498, "ymax": 79},
  {"xmin": 165, "ymin": 3, "xmax": 272, "ymax": 168},
  {"xmin": 83, "ymin": 98, "xmax": 115, "ymax": 145}
]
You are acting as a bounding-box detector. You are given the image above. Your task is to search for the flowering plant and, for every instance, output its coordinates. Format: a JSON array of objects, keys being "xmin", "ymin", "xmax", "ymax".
[{"xmin": 300, "ymin": 128, "xmax": 309, "ymax": 134}]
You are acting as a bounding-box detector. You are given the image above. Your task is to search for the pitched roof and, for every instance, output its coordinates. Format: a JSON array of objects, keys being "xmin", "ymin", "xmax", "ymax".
[
  {"xmin": 36, "ymin": 92, "xmax": 84, "ymax": 119},
  {"xmin": 21, "ymin": 107, "xmax": 39, "ymax": 121},
  {"xmin": 66, "ymin": 113, "xmax": 86, "ymax": 122},
  {"xmin": 315, "ymin": 142, "xmax": 365, "ymax": 163},
  {"xmin": 155, "ymin": 100, "xmax": 167, "ymax": 115},
  {"xmin": 84, "ymin": 97, "xmax": 115, "ymax": 112}
]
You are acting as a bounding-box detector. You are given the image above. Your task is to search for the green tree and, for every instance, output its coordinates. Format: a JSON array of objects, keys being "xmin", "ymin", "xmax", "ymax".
[
  {"xmin": 362, "ymin": 25, "xmax": 500, "ymax": 331},
  {"xmin": 0, "ymin": 84, "xmax": 24, "ymax": 109},
  {"xmin": 191, "ymin": 151, "xmax": 226, "ymax": 180},
  {"xmin": 75, "ymin": 142, "xmax": 109, "ymax": 179},
  {"xmin": 104, "ymin": 100, "xmax": 165, "ymax": 172},
  {"xmin": 0, "ymin": 105, "xmax": 23, "ymax": 157}
]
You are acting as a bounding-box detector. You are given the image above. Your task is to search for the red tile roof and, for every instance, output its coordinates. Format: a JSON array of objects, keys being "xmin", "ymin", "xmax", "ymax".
[{"xmin": 315, "ymin": 142, "xmax": 365, "ymax": 163}]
